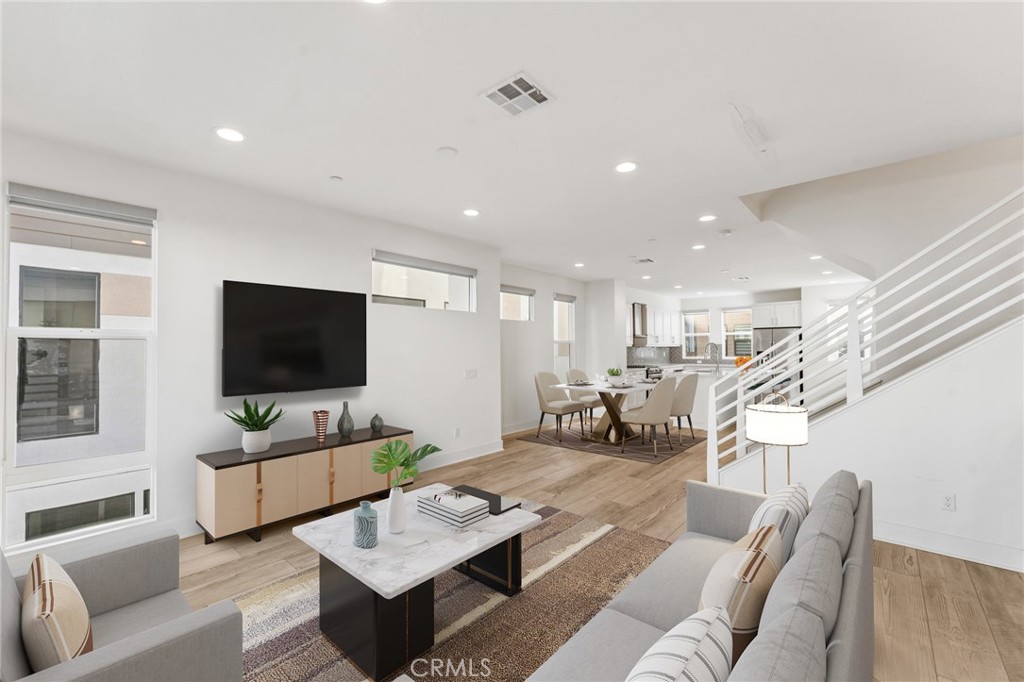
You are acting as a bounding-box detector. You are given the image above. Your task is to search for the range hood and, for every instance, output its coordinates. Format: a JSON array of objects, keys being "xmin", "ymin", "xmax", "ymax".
[{"xmin": 631, "ymin": 302, "xmax": 648, "ymax": 346}]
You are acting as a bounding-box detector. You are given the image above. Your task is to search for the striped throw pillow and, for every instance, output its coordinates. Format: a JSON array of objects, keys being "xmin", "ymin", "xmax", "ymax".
[
  {"xmin": 748, "ymin": 484, "xmax": 809, "ymax": 562},
  {"xmin": 20, "ymin": 554, "xmax": 93, "ymax": 672},
  {"xmin": 625, "ymin": 606, "xmax": 732, "ymax": 682},
  {"xmin": 698, "ymin": 526, "xmax": 782, "ymax": 664}
]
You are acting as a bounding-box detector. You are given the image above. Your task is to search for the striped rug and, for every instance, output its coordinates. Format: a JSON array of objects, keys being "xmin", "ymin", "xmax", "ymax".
[{"xmin": 237, "ymin": 503, "xmax": 669, "ymax": 682}]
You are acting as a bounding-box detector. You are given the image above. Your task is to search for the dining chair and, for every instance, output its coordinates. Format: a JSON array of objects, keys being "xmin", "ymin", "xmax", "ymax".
[
  {"xmin": 618, "ymin": 377, "xmax": 676, "ymax": 455},
  {"xmin": 670, "ymin": 372, "xmax": 700, "ymax": 444},
  {"xmin": 535, "ymin": 371, "xmax": 586, "ymax": 442},
  {"xmin": 566, "ymin": 368, "xmax": 601, "ymax": 433}
]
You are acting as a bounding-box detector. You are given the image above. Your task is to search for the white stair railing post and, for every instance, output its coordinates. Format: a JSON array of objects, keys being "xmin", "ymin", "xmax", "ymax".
[
  {"xmin": 845, "ymin": 304, "xmax": 864, "ymax": 404},
  {"xmin": 706, "ymin": 383, "xmax": 719, "ymax": 484}
]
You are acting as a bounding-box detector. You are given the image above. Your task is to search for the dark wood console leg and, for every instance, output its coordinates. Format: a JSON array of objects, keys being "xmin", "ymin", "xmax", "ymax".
[
  {"xmin": 455, "ymin": 534, "xmax": 523, "ymax": 596},
  {"xmin": 318, "ymin": 508, "xmax": 333, "ymax": 517},
  {"xmin": 245, "ymin": 527, "xmax": 262, "ymax": 542},
  {"xmin": 319, "ymin": 556, "xmax": 433, "ymax": 681}
]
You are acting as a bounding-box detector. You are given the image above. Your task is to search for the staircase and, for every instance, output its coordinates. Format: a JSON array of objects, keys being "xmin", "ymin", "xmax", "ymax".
[{"xmin": 706, "ymin": 187, "xmax": 1024, "ymax": 485}]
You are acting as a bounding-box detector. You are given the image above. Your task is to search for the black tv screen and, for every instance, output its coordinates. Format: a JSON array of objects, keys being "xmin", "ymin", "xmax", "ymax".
[{"xmin": 222, "ymin": 281, "xmax": 366, "ymax": 396}]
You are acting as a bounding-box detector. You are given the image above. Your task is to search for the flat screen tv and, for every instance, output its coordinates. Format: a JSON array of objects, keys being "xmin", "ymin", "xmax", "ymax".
[{"xmin": 222, "ymin": 281, "xmax": 366, "ymax": 396}]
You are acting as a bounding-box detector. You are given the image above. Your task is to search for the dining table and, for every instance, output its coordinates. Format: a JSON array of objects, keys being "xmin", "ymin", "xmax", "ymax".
[{"xmin": 552, "ymin": 381, "xmax": 658, "ymax": 444}]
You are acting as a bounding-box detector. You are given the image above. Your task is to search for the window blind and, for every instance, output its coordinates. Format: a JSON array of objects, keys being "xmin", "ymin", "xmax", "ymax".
[
  {"xmin": 500, "ymin": 284, "xmax": 536, "ymax": 297},
  {"xmin": 554, "ymin": 293, "xmax": 577, "ymax": 303},
  {"xmin": 372, "ymin": 249, "xmax": 477, "ymax": 278}
]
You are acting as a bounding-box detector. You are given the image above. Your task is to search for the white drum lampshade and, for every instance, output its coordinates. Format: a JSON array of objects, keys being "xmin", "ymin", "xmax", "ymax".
[{"xmin": 746, "ymin": 400, "xmax": 808, "ymax": 492}]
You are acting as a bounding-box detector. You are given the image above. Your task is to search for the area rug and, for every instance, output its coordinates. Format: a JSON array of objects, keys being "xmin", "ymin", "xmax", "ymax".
[
  {"xmin": 237, "ymin": 503, "xmax": 669, "ymax": 682},
  {"xmin": 517, "ymin": 425, "xmax": 706, "ymax": 464}
]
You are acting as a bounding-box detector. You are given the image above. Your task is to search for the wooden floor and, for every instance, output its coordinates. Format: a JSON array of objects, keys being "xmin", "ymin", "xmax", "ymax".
[{"xmin": 180, "ymin": 430, "xmax": 1024, "ymax": 682}]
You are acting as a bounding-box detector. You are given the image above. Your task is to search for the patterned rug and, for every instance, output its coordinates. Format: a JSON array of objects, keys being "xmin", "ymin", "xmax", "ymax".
[
  {"xmin": 237, "ymin": 503, "xmax": 668, "ymax": 682},
  {"xmin": 518, "ymin": 424, "xmax": 706, "ymax": 464}
]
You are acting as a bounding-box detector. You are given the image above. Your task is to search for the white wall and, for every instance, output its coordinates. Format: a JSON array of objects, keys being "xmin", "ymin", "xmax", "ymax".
[
  {"xmin": 799, "ymin": 282, "xmax": 866, "ymax": 329},
  {"xmin": 721, "ymin": 319, "xmax": 1024, "ymax": 571},
  {"xmin": 585, "ymin": 279, "xmax": 628, "ymax": 376},
  {"xmin": 624, "ymin": 287, "xmax": 682, "ymax": 312},
  {"xmin": 2, "ymin": 131, "xmax": 504, "ymax": 540},
  {"xmin": 499, "ymin": 264, "xmax": 587, "ymax": 434}
]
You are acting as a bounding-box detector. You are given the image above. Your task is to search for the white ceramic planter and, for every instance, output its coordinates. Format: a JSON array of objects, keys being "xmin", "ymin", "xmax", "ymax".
[
  {"xmin": 387, "ymin": 486, "xmax": 406, "ymax": 534},
  {"xmin": 242, "ymin": 430, "xmax": 272, "ymax": 454}
]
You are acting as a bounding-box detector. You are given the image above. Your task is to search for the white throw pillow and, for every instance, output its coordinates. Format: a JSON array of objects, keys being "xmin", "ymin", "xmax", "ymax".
[
  {"xmin": 21, "ymin": 554, "xmax": 93, "ymax": 672},
  {"xmin": 624, "ymin": 606, "xmax": 732, "ymax": 682},
  {"xmin": 748, "ymin": 483, "xmax": 809, "ymax": 562}
]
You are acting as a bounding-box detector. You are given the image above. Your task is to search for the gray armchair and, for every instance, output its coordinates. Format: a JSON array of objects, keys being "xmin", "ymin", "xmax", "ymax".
[{"xmin": 1, "ymin": 528, "xmax": 242, "ymax": 682}]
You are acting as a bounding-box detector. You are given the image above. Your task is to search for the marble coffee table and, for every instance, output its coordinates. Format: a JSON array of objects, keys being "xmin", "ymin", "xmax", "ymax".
[{"xmin": 293, "ymin": 483, "xmax": 542, "ymax": 681}]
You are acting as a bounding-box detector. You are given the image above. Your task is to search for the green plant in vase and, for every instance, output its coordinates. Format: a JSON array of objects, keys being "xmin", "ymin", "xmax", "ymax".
[
  {"xmin": 224, "ymin": 398, "xmax": 284, "ymax": 454},
  {"xmin": 371, "ymin": 440, "xmax": 441, "ymax": 534}
]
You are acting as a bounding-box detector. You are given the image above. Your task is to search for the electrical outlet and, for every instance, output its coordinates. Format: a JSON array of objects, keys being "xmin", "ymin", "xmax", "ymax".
[
  {"xmin": 463, "ymin": 368, "xmax": 477, "ymax": 380},
  {"xmin": 941, "ymin": 493, "xmax": 956, "ymax": 512},
  {"xmin": 453, "ymin": 426, "xmax": 461, "ymax": 439}
]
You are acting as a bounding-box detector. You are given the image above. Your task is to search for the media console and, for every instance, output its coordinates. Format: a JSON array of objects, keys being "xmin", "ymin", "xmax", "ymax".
[{"xmin": 195, "ymin": 425, "xmax": 413, "ymax": 543}]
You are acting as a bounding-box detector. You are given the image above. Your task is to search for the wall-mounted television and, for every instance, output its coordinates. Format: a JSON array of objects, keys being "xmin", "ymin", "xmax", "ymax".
[{"xmin": 222, "ymin": 281, "xmax": 366, "ymax": 396}]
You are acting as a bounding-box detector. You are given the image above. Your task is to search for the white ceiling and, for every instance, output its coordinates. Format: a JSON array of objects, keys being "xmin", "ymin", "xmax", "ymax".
[{"xmin": 3, "ymin": 2, "xmax": 1022, "ymax": 297}]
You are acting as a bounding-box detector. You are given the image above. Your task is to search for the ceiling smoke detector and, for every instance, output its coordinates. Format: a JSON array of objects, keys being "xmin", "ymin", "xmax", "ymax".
[
  {"xmin": 482, "ymin": 73, "xmax": 551, "ymax": 117},
  {"xmin": 732, "ymin": 276, "xmax": 751, "ymax": 282}
]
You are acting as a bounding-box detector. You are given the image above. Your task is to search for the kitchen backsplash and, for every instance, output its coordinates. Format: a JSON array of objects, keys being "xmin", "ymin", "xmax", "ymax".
[
  {"xmin": 626, "ymin": 347, "xmax": 670, "ymax": 365},
  {"xmin": 668, "ymin": 347, "xmax": 686, "ymax": 363}
]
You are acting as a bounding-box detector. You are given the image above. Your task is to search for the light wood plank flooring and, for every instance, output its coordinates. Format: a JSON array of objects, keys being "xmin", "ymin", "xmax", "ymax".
[{"xmin": 180, "ymin": 431, "xmax": 1024, "ymax": 682}]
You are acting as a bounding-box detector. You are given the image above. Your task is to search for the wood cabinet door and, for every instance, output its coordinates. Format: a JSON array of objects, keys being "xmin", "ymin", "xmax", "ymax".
[
  {"xmin": 361, "ymin": 441, "xmax": 389, "ymax": 493},
  {"xmin": 207, "ymin": 463, "xmax": 258, "ymax": 538},
  {"xmin": 775, "ymin": 302, "xmax": 801, "ymax": 327},
  {"xmin": 332, "ymin": 444, "xmax": 364, "ymax": 504},
  {"xmin": 259, "ymin": 458, "xmax": 298, "ymax": 525},
  {"xmin": 296, "ymin": 450, "xmax": 331, "ymax": 513}
]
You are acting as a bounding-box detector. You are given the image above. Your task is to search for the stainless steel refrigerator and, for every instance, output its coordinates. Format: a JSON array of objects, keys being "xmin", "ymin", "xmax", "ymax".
[{"xmin": 753, "ymin": 327, "xmax": 800, "ymax": 356}]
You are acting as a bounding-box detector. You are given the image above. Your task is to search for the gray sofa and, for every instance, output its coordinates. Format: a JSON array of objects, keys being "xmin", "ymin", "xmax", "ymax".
[
  {"xmin": 1, "ymin": 528, "xmax": 242, "ymax": 682},
  {"xmin": 531, "ymin": 472, "xmax": 873, "ymax": 682}
]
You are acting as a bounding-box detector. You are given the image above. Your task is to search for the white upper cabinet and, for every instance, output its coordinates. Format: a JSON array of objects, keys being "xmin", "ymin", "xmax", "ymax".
[{"xmin": 752, "ymin": 302, "xmax": 802, "ymax": 328}]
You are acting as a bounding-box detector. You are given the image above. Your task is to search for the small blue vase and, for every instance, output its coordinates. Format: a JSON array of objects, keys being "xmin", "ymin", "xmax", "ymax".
[{"xmin": 353, "ymin": 501, "xmax": 378, "ymax": 549}]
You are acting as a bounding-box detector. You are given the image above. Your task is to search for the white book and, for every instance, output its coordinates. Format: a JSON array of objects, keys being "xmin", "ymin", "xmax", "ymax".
[
  {"xmin": 417, "ymin": 506, "xmax": 489, "ymax": 528},
  {"xmin": 417, "ymin": 490, "xmax": 488, "ymax": 515},
  {"xmin": 416, "ymin": 499, "xmax": 489, "ymax": 522}
]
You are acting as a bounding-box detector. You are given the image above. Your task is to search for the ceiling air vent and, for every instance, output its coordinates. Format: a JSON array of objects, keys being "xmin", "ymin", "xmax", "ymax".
[
  {"xmin": 633, "ymin": 257, "xmax": 657, "ymax": 265},
  {"xmin": 482, "ymin": 73, "xmax": 551, "ymax": 117}
]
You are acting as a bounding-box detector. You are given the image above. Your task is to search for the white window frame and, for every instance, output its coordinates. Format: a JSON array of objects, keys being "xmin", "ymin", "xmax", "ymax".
[
  {"xmin": 721, "ymin": 307, "xmax": 753, "ymax": 358},
  {"xmin": 371, "ymin": 249, "xmax": 478, "ymax": 312},
  {"xmin": 2, "ymin": 185, "xmax": 158, "ymax": 550},
  {"xmin": 681, "ymin": 310, "xmax": 711, "ymax": 358},
  {"xmin": 500, "ymin": 285, "xmax": 535, "ymax": 322},
  {"xmin": 553, "ymin": 294, "xmax": 576, "ymax": 370}
]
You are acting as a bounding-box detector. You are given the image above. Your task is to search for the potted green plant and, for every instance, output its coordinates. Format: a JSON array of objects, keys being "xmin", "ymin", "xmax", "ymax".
[
  {"xmin": 607, "ymin": 367, "xmax": 625, "ymax": 386},
  {"xmin": 371, "ymin": 440, "xmax": 441, "ymax": 533},
  {"xmin": 224, "ymin": 398, "xmax": 285, "ymax": 454}
]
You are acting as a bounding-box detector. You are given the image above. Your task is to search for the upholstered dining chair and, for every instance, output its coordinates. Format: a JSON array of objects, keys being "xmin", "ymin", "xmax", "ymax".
[
  {"xmin": 565, "ymin": 368, "xmax": 601, "ymax": 433},
  {"xmin": 535, "ymin": 371, "xmax": 586, "ymax": 442},
  {"xmin": 670, "ymin": 372, "xmax": 700, "ymax": 444},
  {"xmin": 618, "ymin": 377, "xmax": 676, "ymax": 455}
]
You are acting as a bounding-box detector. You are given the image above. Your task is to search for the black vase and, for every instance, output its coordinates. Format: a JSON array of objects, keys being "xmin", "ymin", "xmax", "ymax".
[
  {"xmin": 338, "ymin": 401, "xmax": 355, "ymax": 437},
  {"xmin": 370, "ymin": 413, "xmax": 384, "ymax": 432}
]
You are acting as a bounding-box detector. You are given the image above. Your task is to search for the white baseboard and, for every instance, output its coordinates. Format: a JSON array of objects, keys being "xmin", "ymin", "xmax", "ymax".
[
  {"xmin": 418, "ymin": 440, "xmax": 503, "ymax": 472},
  {"xmin": 874, "ymin": 519, "xmax": 1024, "ymax": 572},
  {"xmin": 503, "ymin": 419, "xmax": 539, "ymax": 435}
]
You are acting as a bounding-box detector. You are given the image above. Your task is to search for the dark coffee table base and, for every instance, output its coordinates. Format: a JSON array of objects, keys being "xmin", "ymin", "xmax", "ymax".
[{"xmin": 319, "ymin": 533, "xmax": 524, "ymax": 681}]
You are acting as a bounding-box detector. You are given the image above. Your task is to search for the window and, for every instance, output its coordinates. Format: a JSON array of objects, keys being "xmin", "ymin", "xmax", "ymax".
[
  {"xmin": 722, "ymin": 308, "xmax": 753, "ymax": 357},
  {"xmin": 5, "ymin": 183, "xmax": 157, "ymax": 546},
  {"xmin": 500, "ymin": 285, "xmax": 534, "ymax": 321},
  {"xmin": 681, "ymin": 311, "xmax": 711, "ymax": 358},
  {"xmin": 372, "ymin": 250, "xmax": 477, "ymax": 312},
  {"xmin": 553, "ymin": 294, "xmax": 575, "ymax": 377}
]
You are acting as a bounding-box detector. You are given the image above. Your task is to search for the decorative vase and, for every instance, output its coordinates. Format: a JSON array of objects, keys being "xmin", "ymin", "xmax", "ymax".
[
  {"xmin": 242, "ymin": 430, "xmax": 271, "ymax": 454},
  {"xmin": 338, "ymin": 401, "xmax": 355, "ymax": 437},
  {"xmin": 312, "ymin": 410, "xmax": 329, "ymax": 442},
  {"xmin": 353, "ymin": 500, "xmax": 378, "ymax": 549},
  {"xmin": 370, "ymin": 413, "xmax": 384, "ymax": 432},
  {"xmin": 386, "ymin": 486, "xmax": 406, "ymax": 534}
]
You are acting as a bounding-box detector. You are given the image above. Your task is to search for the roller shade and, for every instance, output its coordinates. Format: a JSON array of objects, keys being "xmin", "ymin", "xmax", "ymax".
[
  {"xmin": 372, "ymin": 249, "xmax": 477, "ymax": 278},
  {"xmin": 8, "ymin": 183, "xmax": 156, "ymax": 226},
  {"xmin": 500, "ymin": 284, "xmax": 536, "ymax": 297},
  {"xmin": 554, "ymin": 293, "xmax": 577, "ymax": 303}
]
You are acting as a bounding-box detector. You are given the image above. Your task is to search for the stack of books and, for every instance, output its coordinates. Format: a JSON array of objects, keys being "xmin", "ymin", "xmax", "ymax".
[{"xmin": 417, "ymin": 489, "xmax": 489, "ymax": 527}]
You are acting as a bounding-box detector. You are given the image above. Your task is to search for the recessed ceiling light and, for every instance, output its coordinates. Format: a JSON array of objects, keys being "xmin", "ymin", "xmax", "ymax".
[
  {"xmin": 673, "ymin": 285, "xmax": 682, "ymax": 289},
  {"xmin": 691, "ymin": 244, "xmax": 706, "ymax": 250},
  {"xmin": 365, "ymin": 0, "xmax": 387, "ymax": 4},
  {"xmin": 329, "ymin": 175, "xmax": 343, "ymax": 182},
  {"xmin": 822, "ymin": 270, "xmax": 833, "ymax": 275},
  {"xmin": 615, "ymin": 161, "xmax": 638, "ymax": 173},
  {"xmin": 699, "ymin": 215, "xmax": 717, "ymax": 222},
  {"xmin": 130, "ymin": 239, "xmax": 147, "ymax": 245},
  {"xmin": 463, "ymin": 208, "xmax": 480, "ymax": 217},
  {"xmin": 641, "ymin": 275, "xmax": 651, "ymax": 280},
  {"xmin": 215, "ymin": 127, "xmax": 245, "ymax": 142},
  {"xmin": 828, "ymin": 280, "xmax": 837, "ymax": 284},
  {"xmin": 809, "ymin": 255, "xmax": 822, "ymax": 260},
  {"xmin": 696, "ymin": 291, "xmax": 704, "ymax": 295},
  {"xmin": 574, "ymin": 263, "xmax": 584, "ymax": 268}
]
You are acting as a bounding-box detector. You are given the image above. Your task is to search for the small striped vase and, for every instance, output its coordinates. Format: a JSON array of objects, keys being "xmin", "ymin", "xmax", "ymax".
[{"xmin": 353, "ymin": 501, "xmax": 378, "ymax": 549}]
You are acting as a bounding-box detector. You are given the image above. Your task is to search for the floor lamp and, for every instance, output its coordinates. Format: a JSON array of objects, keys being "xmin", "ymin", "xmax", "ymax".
[{"xmin": 745, "ymin": 393, "xmax": 809, "ymax": 493}]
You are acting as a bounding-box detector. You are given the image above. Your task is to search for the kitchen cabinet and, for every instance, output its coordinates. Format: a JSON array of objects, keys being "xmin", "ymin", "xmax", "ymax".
[{"xmin": 753, "ymin": 302, "xmax": 801, "ymax": 328}]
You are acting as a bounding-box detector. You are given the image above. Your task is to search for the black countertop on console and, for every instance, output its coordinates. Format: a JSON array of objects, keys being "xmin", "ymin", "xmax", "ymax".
[{"xmin": 196, "ymin": 425, "xmax": 413, "ymax": 470}]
